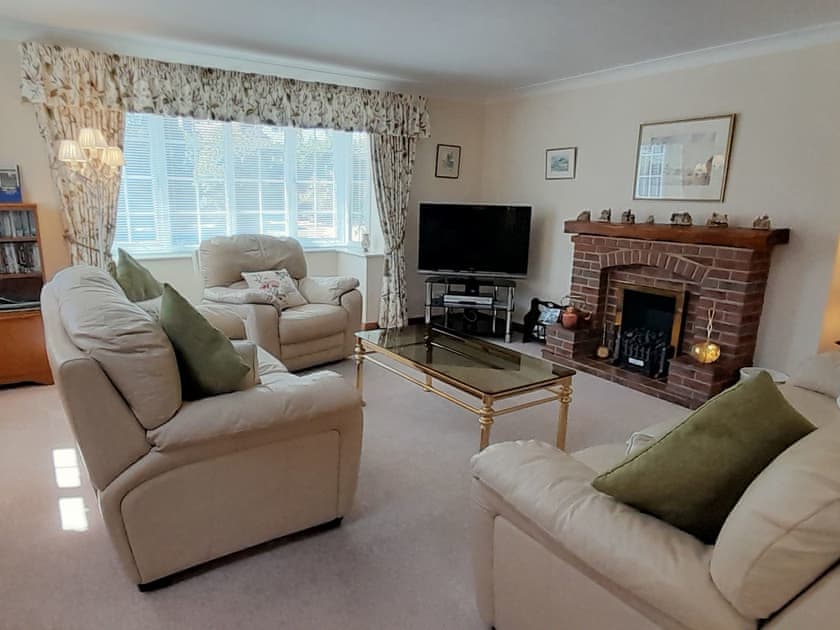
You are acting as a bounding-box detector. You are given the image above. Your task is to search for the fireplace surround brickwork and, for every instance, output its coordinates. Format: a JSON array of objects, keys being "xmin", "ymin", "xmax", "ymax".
[{"xmin": 542, "ymin": 233, "xmax": 777, "ymax": 408}]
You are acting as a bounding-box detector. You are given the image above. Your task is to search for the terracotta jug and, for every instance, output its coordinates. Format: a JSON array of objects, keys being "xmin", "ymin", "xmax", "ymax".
[{"xmin": 561, "ymin": 306, "xmax": 579, "ymax": 329}]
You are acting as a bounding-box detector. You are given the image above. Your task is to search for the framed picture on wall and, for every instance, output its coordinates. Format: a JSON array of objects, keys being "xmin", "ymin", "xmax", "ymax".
[
  {"xmin": 435, "ymin": 144, "xmax": 461, "ymax": 179},
  {"xmin": 633, "ymin": 114, "xmax": 735, "ymax": 201},
  {"xmin": 545, "ymin": 147, "xmax": 577, "ymax": 180}
]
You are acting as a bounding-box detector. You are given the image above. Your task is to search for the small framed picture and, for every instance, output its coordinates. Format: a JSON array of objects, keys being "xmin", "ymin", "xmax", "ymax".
[
  {"xmin": 545, "ymin": 147, "xmax": 577, "ymax": 180},
  {"xmin": 435, "ymin": 144, "xmax": 461, "ymax": 179}
]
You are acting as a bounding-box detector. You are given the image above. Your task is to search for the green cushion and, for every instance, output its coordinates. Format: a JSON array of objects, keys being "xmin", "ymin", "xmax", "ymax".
[
  {"xmin": 159, "ymin": 283, "xmax": 249, "ymax": 400},
  {"xmin": 592, "ymin": 371, "xmax": 815, "ymax": 543},
  {"xmin": 113, "ymin": 248, "xmax": 163, "ymax": 302}
]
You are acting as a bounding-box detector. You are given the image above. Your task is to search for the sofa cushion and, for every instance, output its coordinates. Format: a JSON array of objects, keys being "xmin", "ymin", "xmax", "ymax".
[
  {"xmin": 711, "ymin": 420, "xmax": 840, "ymax": 619},
  {"xmin": 571, "ymin": 444, "xmax": 626, "ymax": 474},
  {"xmin": 198, "ymin": 234, "xmax": 308, "ymax": 287},
  {"xmin": 51, "ymin": 265, "xmax": 181, "ymax": 429},
  {"xmin": 592, "ymin": 372, "xmax": 815, "ymax": 543},
  {"xmin": 241, "ymin": 269, "xmax": 307, "ymax": 310},
  {"xmin": 789, "ymin": 351, "xmax": 840, "ymax": 399},
  {"xmin": 779, "ymin": 382, "xmax": 840, "ymax": 426},
  {"xmin": 159, "ymin": 284, "xmax": 250, "ymax": 400},
  {"xmin": 112, "ymin": 248, "xmax": 163, "ymax": 302},
  {"xmin": 147, "ymin": 369, "xmax": 358, "ymax": 452},
  {"xmin": 278, "ymin": 303, "xmax": 348, "ymax": 344},
  {"xmin": 472, "ymin": 441, "xmax": 753, "ymax": 630}
]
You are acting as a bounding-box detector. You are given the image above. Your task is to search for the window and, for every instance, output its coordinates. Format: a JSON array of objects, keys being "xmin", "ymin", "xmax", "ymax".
[
  {"xmin": 115, "ymin": 113, "xmax": 374, "ymax": 256},
  {"xmin": 636, "ymin": 142, "xmax": 665, "ymax": 198}
]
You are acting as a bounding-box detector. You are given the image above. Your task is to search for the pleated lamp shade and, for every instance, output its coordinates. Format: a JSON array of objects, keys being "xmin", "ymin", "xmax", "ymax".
[
  {"xmin": 78, "ymin": 127, "xmax": 108, "ymax": 150},
  {"xmin": 57, "ymin": 140, "xmax": 87, "ymax": 163},
  {"xmin": 101, "ymin": 146, "xmax": 125, "ymax": 167}
]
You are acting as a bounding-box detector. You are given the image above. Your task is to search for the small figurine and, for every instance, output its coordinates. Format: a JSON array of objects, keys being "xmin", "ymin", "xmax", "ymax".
[
  {"xmin": 644, "ymin": 214, "xmax": 655, "ymax": 224},
  {"xmin": 706, "ymin": 212, "xmax": 729, "ymax": 228},
  {"xmin": 621, "ymin": 209, "xmax": 635, "ymax": 225},
  {"xmin": 576, "ymin": 209, "xmax": 591, "ymax": 222},
  {"xmin": 670, "ymin": 212, "xmax": 693, "ymax": 226},
  {"xmin": 752, "ymin": 215, "xmax": 772, "ymax": 230},
  {"xmin": 598, "ymin": 208, "xmax": 612, "ymax": 223}
]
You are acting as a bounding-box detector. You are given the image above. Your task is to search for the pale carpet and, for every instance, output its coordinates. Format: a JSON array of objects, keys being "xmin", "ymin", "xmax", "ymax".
[{"xmin": 0, "ymin": 343, "xmax": 684, "ymax": 630}]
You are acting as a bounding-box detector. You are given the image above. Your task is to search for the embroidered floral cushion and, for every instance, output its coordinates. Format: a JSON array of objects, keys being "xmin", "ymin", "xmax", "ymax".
[{"xmin": 240, "ymin": 269, "xmax": 308, "ymax": 311}]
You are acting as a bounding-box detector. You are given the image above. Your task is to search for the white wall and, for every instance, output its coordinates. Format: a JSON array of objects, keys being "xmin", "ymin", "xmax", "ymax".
[
  {"xmin": 0, "ymin": 40, "xmax": 65, "ymax": 278},
  {"xmin": 481, "ymin": 41, "xmax": 840, "ymax": 372},
  {"xmin": 405, "ymin": 98, "xmax": 485, "ymax": 317},
  {"xmin": 4, "ymin": 32, "xmax": 839, "ymax": 370}
]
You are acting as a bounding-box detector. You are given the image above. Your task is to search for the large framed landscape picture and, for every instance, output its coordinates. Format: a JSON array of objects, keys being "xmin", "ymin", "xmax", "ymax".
[{"xmin": 633, "ymin": 114, "xmax": 735, "ymax": 201}]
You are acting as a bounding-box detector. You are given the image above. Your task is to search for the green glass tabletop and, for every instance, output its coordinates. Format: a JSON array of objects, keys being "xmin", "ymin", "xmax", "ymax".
[{"xmin": 355, "ymin": 325, "xmax": 574, "ymax": 396}]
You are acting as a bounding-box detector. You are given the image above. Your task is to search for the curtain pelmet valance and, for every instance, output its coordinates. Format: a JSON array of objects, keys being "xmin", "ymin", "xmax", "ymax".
[{"xmin": 20, "ymin": 42, "xmax": 430, "ymax": 138}]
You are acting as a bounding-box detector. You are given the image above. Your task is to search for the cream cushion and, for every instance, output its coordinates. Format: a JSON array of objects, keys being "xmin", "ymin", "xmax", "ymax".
[
  {"xmin": 51, "ymin": 265, "xmax": 181, "ymax": 430},
  {"xmin": 241, "ymin": 269, "xmax": 308, "ymax": 310},
  {"xmin": 789, "ymin": 351, "xmax": 840, "ymax": 399},
  {"xmin": 148, "ymin": 370, "xmax": 356, "ymax": 452},
  {"xmin": 711, "ymin": 421, "xmax": 840, "ymax": 619},
  {"xmin": 278, "ymin": 303, "xmax": 348, "ymax": 344},
  {"xmin": 199, "ymin": 234, "xmax": 308, "ymax": 286}
]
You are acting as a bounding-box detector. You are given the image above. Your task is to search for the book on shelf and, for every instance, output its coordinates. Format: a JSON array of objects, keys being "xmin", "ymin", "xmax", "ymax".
[
  {"xmin": 0, "ymin": 210, "xmax": 37, "ymax": 238},
  {"xmin": 0, "ymin": 166, "xmax": 22, "ymax": 203},
  {"xmin": 0, "ymin": 242, "xmax": 41, "ymax": 274}
]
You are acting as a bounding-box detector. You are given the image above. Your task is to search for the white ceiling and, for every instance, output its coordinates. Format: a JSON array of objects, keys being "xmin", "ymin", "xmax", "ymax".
[{"xmin": 2, "ymin": 0, "xmax": 840, "ymax": 99}]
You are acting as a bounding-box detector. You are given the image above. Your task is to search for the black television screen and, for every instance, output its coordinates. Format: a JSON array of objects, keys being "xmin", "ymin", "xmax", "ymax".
[{"xmin": 418, "ymin": 203, "xmax": 531, "ymax": 276}]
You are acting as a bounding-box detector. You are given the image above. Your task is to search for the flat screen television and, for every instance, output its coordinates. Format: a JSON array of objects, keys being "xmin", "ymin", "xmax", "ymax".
[{"xmin": 418, "ymin": 202, "xmax": 531, "ymax": 277}]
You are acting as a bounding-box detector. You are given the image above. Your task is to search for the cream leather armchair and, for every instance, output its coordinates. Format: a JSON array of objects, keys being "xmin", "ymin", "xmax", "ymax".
[
  {"xmin": 196, "ymin": 234, "xmax": 362, "ymax": 371},
  {"xmin": 42, "ymin": 265, "xmax": 363, "ymax": 588},
  {"xmin": 471, "ymin": 383, "xmax": 840, "ymax": 630}
]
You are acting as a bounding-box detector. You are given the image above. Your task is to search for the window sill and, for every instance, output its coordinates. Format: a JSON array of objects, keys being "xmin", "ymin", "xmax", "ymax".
[{"xmin": 130, "ymin": 246, "xmax": 384, "ymax": 262}]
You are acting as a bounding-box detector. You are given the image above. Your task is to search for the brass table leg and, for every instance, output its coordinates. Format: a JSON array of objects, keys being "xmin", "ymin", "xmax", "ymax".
[
  {"xmin": 556, "ymin": 382, "xmax": 573, "ymax": 451},
  {"xmin": 479, "ymin": 396, "xmax": 495, "ymax": 451},
  {"xmin": 423, "ymin": 374, "xmax": 432, "ymax": 392},
  {"xmin": 354, "ymin": 339, "xmax": 366, "ymax": 406}
]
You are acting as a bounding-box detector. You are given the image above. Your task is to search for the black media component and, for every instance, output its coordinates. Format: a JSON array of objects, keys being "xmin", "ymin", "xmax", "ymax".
[{"xmin": 418, "ymin": 203, "xmax": 532, "ymax": 277}]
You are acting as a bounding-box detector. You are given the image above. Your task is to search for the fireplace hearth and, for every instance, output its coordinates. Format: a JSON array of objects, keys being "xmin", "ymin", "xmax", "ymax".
[{"xmin": 542, "ymin": 221, "xmax": 790, "ymax": 408}]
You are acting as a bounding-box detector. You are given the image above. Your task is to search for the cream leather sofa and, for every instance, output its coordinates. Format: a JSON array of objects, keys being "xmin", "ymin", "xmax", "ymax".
[
  {"xmin": 42, "ymin": 265, "xmax": 363, "ymax": 587},
  {"xmin": 471, "ymin": 382, "xmax": 840, "ymax": 629},
  {"xmin": 196, "ymin": 234, "xmax": 363, "ymax": 371}
]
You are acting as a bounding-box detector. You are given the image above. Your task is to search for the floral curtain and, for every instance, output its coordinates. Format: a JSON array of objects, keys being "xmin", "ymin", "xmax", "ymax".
[
  {"xmin": 370, "ymin": 134, "xmax": 417, "ymax": 328},
  {"xmin": 20, "ymin": 42, "xmax": 430, "ymax": 138},
  {"xmin": 33, "ymin": 104, "xmax": 124, "ymax": 267}
]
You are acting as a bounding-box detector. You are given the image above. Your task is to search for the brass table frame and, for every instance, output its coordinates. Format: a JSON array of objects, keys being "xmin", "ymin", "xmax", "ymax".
[{"xmin": 354, "ymin": 337, "xmax": 573, "ymax": 451}]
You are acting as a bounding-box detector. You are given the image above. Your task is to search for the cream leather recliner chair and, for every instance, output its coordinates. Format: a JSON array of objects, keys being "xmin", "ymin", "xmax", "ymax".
[
  {"xmin": 42, "ymin": 265, "xmax": 363, "ymax": 588},
  {"xmin": 196, "ymin": 234, "xmax": 363, "ymax": 371},
  {"xmin": 471, "ymin": 382, "xmax": 840, "ymax": 629}
]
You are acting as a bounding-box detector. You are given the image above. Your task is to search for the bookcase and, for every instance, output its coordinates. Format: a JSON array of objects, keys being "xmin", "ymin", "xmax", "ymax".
[{"xmin": 0, "ymin": 203, "xmax": 53, "ymax": 385}]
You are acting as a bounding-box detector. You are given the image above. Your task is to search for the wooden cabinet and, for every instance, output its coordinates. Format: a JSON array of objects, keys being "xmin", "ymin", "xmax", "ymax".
[
  {"xmin": 0, "ymin": 203, "xmax": 52, "ymax": 385},
  {"xmin": 0, "ymin": 308, "xmax": 52, "ymax": 385}
]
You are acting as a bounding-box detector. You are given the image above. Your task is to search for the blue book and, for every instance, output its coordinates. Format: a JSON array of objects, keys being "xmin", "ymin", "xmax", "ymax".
[{"xmin": 0, "ymin": 166, "xmax": 22, "ymax": 203}]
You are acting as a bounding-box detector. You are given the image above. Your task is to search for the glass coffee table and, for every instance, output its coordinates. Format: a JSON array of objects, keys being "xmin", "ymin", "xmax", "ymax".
[{"xmin": 354, "ymin": 325, "xmax": 575, "ymax": 451}]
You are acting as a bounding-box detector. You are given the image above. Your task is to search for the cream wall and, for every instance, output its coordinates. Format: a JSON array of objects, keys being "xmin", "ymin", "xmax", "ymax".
[
  {"xmin": 4, "ymin": 32, "xmax": 839, "ymax": 369},
  {"xmin": 405, "ymin": 98, "xmax": 485, "ymax": 317},
  {"xmin": 481, "ymin": 42, "xmax": 840, "ymax": 372},
  {"xmin": 0, "ymin": 40, "xmax": 66, "ymax": 278}
]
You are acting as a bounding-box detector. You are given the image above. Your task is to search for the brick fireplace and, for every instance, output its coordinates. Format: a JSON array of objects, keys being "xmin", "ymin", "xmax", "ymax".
[{"xmin": 542, "ymin": 221, "xmax": 789, "ymax": 408}]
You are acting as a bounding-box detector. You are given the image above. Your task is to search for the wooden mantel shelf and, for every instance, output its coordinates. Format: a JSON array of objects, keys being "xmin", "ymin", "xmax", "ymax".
[{"xmin": 564, "ymin": 221, "xmax": 790, "ymax": 251}]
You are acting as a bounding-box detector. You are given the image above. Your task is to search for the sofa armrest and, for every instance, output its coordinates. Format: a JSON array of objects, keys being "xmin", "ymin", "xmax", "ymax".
[
  {"xmin": 471, "ymin": 441, "xmax": 750, "ymax": 630},
  {"xmin": 204, "ymin": 285, "xmax": 277, "ymax": 306},
  {"xmin": 299, "ymin": 276, "xmax": 360, "ymax": 305}
]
